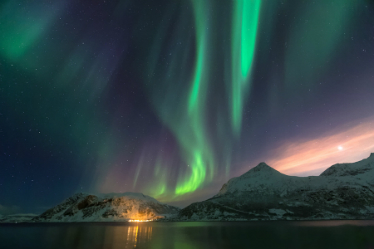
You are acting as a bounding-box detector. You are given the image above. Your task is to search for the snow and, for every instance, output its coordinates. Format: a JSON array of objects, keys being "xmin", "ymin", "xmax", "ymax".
[
  {"xmin": 179, "ymin": 153, "xmax": 374, "ymax": 221},
  {"xmin": 6, "ymin": 153, "xmax": 373, "ymax": 223},
  {"xmin": 216, "ymin": 153, "xmax": 374, "ymax": 198},
  {"xmin": 268, "ymin": 209, "xmax": 287, "ymax": 216},
  {"xmin": 0, "ymin": 213, "xmax": 37, "ymax": 223},
  {"xmin": 32, "ymin": 192, "xmax": 180, "ymax": 222}
]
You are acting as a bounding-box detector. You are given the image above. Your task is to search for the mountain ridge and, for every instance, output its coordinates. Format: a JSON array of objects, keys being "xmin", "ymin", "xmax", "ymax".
[
  {"xmin": 32, "ymin": 192, "xmax": 180, "ymax": 222},
  {"xmin": 2, "ymin": 153, "xmax": 373, "ymax": 223},
  {"xmin": 177, "ymin": 153, "xmax": 374, "ymax": 221}
]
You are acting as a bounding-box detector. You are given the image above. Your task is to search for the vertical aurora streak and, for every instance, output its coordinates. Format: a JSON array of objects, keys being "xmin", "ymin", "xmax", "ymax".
[
  {"xmin": 177, "ymin": 0, "xmax": 262, "ymax": 194},
  {"xmin": 150, "ymin": 158, "xmax": 167, "ymax": 198},
  {"xmin": 142, "ymin": 0, "xmax": 215, "ymax": 197},
  {"xmin": 175, "ymin": 0, "xmax": 212, "ymax": 195},
  {"xmin": 231, "ymin": 0, "xmax": 261, "ymax": 134},
  {"xmin": 142, "ymin": 0, "xmax": 262, "ymax": 197}
]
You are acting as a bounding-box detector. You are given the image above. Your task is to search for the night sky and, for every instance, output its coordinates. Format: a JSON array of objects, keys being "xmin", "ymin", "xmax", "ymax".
[{"xmin": 1, "ymin": 0, "xmax": 374, "ymax": 215}]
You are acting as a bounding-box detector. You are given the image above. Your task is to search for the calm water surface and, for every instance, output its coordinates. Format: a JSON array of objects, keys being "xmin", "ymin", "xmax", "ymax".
[{"xmin": 1, "ymin": 221, "xmax": 374, "ymax": 249}]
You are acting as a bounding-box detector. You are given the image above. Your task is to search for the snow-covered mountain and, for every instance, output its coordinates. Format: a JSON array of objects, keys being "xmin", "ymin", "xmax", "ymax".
[
  {"xmin": 32, "ymin": 192, "xmax": 180, "ymax": 222},
  {"xmin": 178, "ymin": 153, "xmax": 374, "ymax": 221},
  {"xmin": 0, "ymin": 213, "xmax": 37, "ymax": 223}
]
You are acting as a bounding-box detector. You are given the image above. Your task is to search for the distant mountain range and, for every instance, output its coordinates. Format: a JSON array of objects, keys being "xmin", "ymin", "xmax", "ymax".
[
  {"xmin": 32, "ymin": 192, "xmax": 180, "ymax": 222},
  {"xmin": 0, "ymin": 214, "xmax": 37, "ymax": 223},
  {"xmin": 1, "ymin": 153, "xmax": 373, "ymax": 222},
  {"xmin": 177, "ymin": 153, "xmax": 374, "ymax": 220}
]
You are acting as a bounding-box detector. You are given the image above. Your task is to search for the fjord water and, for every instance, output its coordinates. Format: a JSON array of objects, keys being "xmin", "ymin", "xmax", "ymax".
[{"xmin": 1, "ymin": 221, "xmax": 374, "ymax": 249}]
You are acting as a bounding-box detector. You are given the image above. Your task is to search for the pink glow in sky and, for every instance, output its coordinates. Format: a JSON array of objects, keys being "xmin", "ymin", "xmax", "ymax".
[{"xmin": 265, "ymin": 118, "xmax": 374, "ymax": 176}]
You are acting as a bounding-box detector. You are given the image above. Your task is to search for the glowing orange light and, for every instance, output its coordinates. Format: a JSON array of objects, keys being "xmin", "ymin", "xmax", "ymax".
[{"xmin": 128, "ymin": 219, "xmax": 153, "ymax": 222}]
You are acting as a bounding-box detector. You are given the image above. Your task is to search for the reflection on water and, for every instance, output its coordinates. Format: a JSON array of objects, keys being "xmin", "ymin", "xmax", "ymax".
[
  {"xmin": 294, "ymin": 220, "xmax": 374, "ymax": 227},
  {"xmin": 0, "ymin": 221, "xmax": 374, "ymax": 249},
  {"xmin": 126, "ymin": 225, "xmax": 152, "ymax": 248}
]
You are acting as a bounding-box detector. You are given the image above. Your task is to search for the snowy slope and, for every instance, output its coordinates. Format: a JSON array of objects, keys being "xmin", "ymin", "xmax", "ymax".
[
  {"xmin": 178, "ymin": 153, "xmax": 374, "ymax": 221},
  {"xmin": 0, "ymin": 214, "xmax": 37, "ymax": 223},
  {"xmin": 320, "ymin": 153, "xmax": 374, "ymax": 179},
  {"xmin": 33, "ymin": 192, "xmax": 180, "ymax": 222}
]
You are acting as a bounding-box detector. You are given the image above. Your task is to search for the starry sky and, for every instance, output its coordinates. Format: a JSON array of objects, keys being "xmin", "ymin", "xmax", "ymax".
[{"xmin": 1, "ymin": 0, "xmax": 374, "ymax": 214}]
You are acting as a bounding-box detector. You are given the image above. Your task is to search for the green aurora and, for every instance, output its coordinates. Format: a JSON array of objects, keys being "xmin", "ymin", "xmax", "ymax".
[
  {"xmin": 144, "ymin": 0, "xmax": 262, "ymax": 197},
  {"xmin": 1, "ymin": 0, "xmax": 372, "ymax": 210}
]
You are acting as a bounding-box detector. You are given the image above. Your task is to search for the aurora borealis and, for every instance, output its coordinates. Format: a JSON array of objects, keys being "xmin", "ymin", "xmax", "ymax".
[{"xmin": 1, "ymin": 0, "xmax": 374, "ymax": 214}]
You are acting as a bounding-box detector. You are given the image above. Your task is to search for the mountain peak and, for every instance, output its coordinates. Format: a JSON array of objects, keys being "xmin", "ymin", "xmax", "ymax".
[
  {"xmin": 251, "ymin": 162, "xmax": 276, "ymax": 172},
  {"xmin": 255, "ymin": 162, "xmax": 270, "ymax": 168},
  {"xmin": 238, "ymin": 162, "xmax": 280, "ymax": 179}
]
